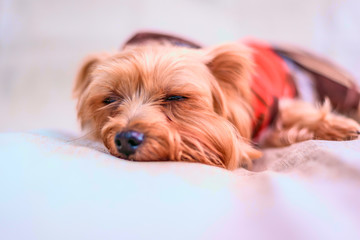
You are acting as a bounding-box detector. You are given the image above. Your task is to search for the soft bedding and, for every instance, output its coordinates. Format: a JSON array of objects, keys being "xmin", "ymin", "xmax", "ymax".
[{"xmin": 1, "ymin": 130, "xmax": 360, "ymax": 240}]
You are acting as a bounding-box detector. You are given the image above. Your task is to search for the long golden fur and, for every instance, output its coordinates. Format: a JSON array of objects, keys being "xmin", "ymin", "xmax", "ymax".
[{"xmin": 74, "ymin": 42, "xmax": 360, "ymax": 170}]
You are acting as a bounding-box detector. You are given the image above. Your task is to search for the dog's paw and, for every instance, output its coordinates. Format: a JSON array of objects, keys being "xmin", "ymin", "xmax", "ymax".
[{"xmin": 315, "ymin": 114, "xmax": 360, "ymax": 141}]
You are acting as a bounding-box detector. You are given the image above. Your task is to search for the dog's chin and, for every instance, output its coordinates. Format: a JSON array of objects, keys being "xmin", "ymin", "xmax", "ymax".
[{"xmin": 108, "ymin": 143, "xmax": 172, "ymax": 163}]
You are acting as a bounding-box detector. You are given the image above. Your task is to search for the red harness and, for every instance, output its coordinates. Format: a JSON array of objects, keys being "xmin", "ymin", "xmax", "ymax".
[{"xmin": 245, "ymin": 40, "xmax": 297, "ymax": 139}]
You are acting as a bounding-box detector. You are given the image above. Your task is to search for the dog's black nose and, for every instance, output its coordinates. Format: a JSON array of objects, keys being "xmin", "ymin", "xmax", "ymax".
[{"xmin": 114, "ymin": 130, "xmax": 144, "ymax": 156}]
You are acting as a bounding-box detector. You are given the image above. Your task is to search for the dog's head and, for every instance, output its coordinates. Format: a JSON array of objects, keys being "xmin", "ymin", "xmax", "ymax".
[{"xmin": 73, "ymin": 43, "xmax": 261, "ymax": 169}]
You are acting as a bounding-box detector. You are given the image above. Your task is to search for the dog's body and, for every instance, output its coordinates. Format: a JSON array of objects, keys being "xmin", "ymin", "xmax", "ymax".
[{"xmin": 74, "ymin": 32, "xmax": 360, "ymax": 170}]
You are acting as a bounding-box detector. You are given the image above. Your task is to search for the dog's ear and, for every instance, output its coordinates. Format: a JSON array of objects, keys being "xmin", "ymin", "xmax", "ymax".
[
  {"xmin": 73, "ymin": 53, "xmax": 109, "ymax": 98},
  {"xmin": 206, "ymin": 43, "xmax": 253, "ymax": 103},
  {"xmin": 205, "ymin": 43, "xmax": 254, "ymax": 138}
]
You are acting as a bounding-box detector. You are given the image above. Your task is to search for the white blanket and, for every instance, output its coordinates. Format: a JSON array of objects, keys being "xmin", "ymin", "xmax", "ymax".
[{"xmin": 1, "ymin": 130, "xmax": 360, "ymax": 240}]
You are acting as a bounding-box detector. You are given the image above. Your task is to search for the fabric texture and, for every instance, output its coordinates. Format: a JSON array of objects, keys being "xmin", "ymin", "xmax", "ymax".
[
  {"xmin": 244, "ymin": 40, "xmax": 296, "ymax": 138},
  {"xmin": 274, "ymin": 44, "xmax": 360, "ymax": 114},
  {"xmin": 1, "ymin": 130, "xmax": 360, "ymax": 240}
]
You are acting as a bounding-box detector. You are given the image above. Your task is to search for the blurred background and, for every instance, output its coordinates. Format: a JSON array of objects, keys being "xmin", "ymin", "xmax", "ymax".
[{"xmin": 1, "ymin": 0, "xmax": 360, "ymax": 133}]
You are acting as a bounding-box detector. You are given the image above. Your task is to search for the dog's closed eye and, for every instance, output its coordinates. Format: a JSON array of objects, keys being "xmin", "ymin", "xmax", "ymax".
[
  {"xmin": 103, "ymin": 97, "xmax": 116, "ymax": 105},
  {"xmin": 165, "ymin": 95, "xmax": 188, "ymax": 102},
  {"xmin": 103, "ymin": 96, "xmax": 122, "ymax": 105}
]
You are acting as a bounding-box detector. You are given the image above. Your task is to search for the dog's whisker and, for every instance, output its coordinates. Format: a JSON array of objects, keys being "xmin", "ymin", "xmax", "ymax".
[{"xmin": 66, "ymin": 130, "xmax": 95, "ymax": 143}]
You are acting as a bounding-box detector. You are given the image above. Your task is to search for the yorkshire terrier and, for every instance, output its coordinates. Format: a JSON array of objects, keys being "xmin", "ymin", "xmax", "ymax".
[{"xmin": 73, "ymin": 32, "xmax": 360, "ymax": 170}]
